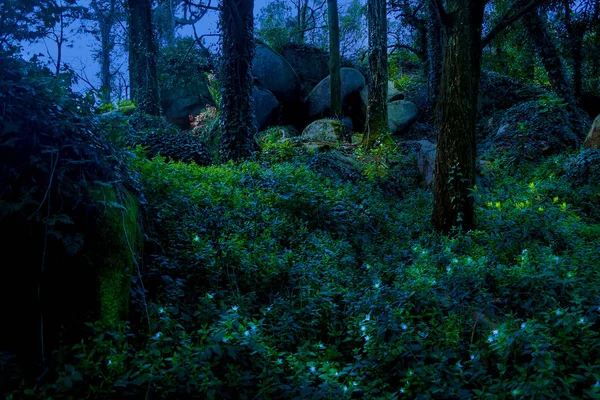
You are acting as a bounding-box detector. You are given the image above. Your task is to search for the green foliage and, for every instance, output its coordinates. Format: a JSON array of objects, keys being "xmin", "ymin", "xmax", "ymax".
[{"xmin": 7, "ymin": 53, "xmax": 600, "ymax": 399}]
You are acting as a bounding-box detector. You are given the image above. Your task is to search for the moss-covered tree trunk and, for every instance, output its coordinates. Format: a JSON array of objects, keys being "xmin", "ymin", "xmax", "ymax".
[
  {"xmin": 524, "ymin": 10, "xmax": 575, "ymax": 105},
  {"xmin": 128, "ymin": 0, "xmax": 160, "ymax": 115},
  {"xmin": 362, "ymin": 0, "xmax": 388, "ymax": 149},
  {"xmin": 427, "ymin": 1, "xmax": 442, "ymax": 117},
  {"xmin": 327, "ymin": 0, "xmax": 342, "ymax": 119},
  {"xmin": 432, "ymin": 1, "xmax": 485, "ymax": 232},
  {"xmin": 219, "ymin": 0, "xmax": 256, "ymax": 161}
]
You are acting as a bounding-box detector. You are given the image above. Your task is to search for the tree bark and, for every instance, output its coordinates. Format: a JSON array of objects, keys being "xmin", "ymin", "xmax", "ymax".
[
  {"xmin": 427, "ymin": 0, "xmax": 442, "ymax": 116},
  {"xmin": 327, "ymin": 0, "xmax": 342, "ymax": 119},
  {"xmin": 432, "ymin": 1, "xmax": 485, "ymax": 233},
  {"xmin": 100, "ymin": 20, "xmax": 112, "ymax": 104},
  {"xmin": 219, "ymin": 0, "xmax": 256, "ymax": 161},
  {"xmin": 128, "ymin": 0, "xmax": 160, "ymax": 115},
  {"xmin": 362, "ymin": 0, "xmax": 388, "ymax": 148},
  {"xmin": 523, "ymin": 10, "xmax": 575, "ymax": 105}
]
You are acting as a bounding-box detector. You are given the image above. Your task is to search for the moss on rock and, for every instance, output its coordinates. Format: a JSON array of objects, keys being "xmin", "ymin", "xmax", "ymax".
[{"xmin": 88, "ymin": 185, "xmax": 142, "ymax": 325}]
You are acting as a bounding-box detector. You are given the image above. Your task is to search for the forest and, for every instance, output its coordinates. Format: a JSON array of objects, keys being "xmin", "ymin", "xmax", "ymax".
[{"xmin": 1, "ymin": 0, "xmax": 600, "ymax": 398}]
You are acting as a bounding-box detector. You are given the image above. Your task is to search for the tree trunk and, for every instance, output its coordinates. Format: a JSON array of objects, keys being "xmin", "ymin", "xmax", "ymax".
[
  {"xmin": 427, "ymin": 1, "xmax": 442, "ymax": 116},
  {"xmin": 523, "ymin": 10, "xmax": 575, "ymax": 105},
  {"xmin": 219, "ymin": 0, "xmax": 256, "ymax": 161},
  {"xmin": 128, "ymin": 0, "xmax": 160, "ymax": 115},
  {"xmin": 362, "ymin": 0, "xmax": 388, "ymax": 148},
  {"xmin": 571, "ymin": 30, "xmax": 583, "ymax": 98},
  {"xmin": 327, "ymin": 0, "xmax": 342, "ymax": 119},
  {"xmin": 432, "ymin": 2, "xmax": 485, "ymax": 233},
  {"xmin": 100, "ymin": 20, "xmax": 112, "ymax": 104}
]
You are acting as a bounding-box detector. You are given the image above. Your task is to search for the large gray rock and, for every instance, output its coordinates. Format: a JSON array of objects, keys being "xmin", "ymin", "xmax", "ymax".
[
  {"xmin": 388, "ymin": 81, "xmax": 403, "ymax": 102},
  {"xmin": 415, "ymin": 140, "xmax": 436, "ymax": 188},
  {"xmin": 161, "ymin": 84, "xmax": 212, "ymax": 129},
  {"xmin": 305, "ymin": 68, "xmax": 367, "ymax": 120},
  {"xmin": 301, "ymin": 119, "xmax": 344, "ymax": 143},
  {"xmin": 584, "ymin": 114, "xmax": 600, "ymax": 149},
  {"xmin": 281, "ymin": 44, "xmax": 330, "ymax": 93},
  {"xmin": 253, "ymin": 87, "xmax": 279, "ymax": 132},
  {"xmin": 388, "ymin": 100, "xmax": 418, "ymax": 134},
  {"xmin": 253, "ymin": 43, "xmax": 302, "ymax": 105}
]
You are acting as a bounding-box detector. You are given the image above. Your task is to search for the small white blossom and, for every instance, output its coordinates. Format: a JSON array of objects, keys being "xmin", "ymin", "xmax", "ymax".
[
  {"xmin": 400, "ymin": 388, "xmax": 405, "ymax": 393},
  {"xmin": 492, "ymin": 330, "xmax": 499, "ymax": 336},
  {"xmin": 107, "ymin": 359, "xmax": 112, "ymax": 366},
  {"xmin": 193, "ymin": 235, "xmax": 200, "ymax": 242},
  {"xmin": 206, "ymin": 293, "xmax": 214, "ymax": 299},
  {"xmin": 579, "ymin": 318, "xmax": 586, "ymax": 324},
  {"xmin": 556, "ymin": 309, "xmax": 563, "ymax": 316},
  {"xmin": 155, "ymin": 332, "xmax": 162, "ymax": 339},
  {"xmin": 232, "ymin": 306, "xmax": 238, "ymax": 311},
  {"xmin": 470, "ymin": 354, "xmax": 475, "ymax": 360},
  {"xmin": 310, "ymin": 366, "xmax": 316, "ymax": 373},
  {"xmin": 277, "ymin": 358, "xmax": 283, "ymax": 364},
  {"xmin": 244, "ymin": 330, "xmax": 250, "ymax": 337},
  {"xmin": 401, "ymin": 323, "xmax": 408, "ymax": 330},
  {"xmin": 364, "ymin": 314, "xmax": 371, "ymax": 321},
  {"xmin": 374, "ymin": 282, "xmax": 380, "ymax": 289},
  {"xmin": 318, "ymin": 343, "xmax": 325, "ymax": 349},
  {"xmin": 361, "ymin": 326, "xmax": 366, "ymax": 332},
  {"xmin": 488, "ymin": 336, "xmax": 495, "ymax": 343},
  {"xmin": 364, "ymin": 335, "xmax": 370, "ymax": 341},
  {"xmin": 158, "ymin": 307, "xmax": 164, "ymax": 314},
  {"xmin": 343, "ymin": 386, "xmax": 348, "ymax": 392},
  {"xmin": 352, "ymin": 382, "xmax": 357, "ymax": 386},
  {"xmin": 521, "ymin": 322, "xmax": 526, "ymax": 329}
]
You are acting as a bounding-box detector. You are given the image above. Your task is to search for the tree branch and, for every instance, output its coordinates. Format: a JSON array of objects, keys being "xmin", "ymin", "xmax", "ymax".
[{"xmin": 482, "ymin": 0, "xmax": 550, "ymax": 48}]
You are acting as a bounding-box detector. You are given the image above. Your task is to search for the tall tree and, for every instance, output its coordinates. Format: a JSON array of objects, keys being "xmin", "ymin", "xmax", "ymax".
[
  {"xmin": 128, "ymin": 0, "xmax": 160, "ymax": 114},
  {"xmin": 432, "ymin": 0, "xmax": 549, "ymax": 232},
  {"xmin": 219, "ymin": 0, "xmax": 256, "ymax": 161},
  {"xmin": 431, "ymin": 0, "xmax": 485, "ymax": 232},
  {"xmin": 362, "ymin": 0, "xmax": 388, "ymax": 148},
  {"xmin": 523, "ymin": 9, "xmax": 575, "ymax": 105},
  {"xmin": 327, "ymin": 0, "xmax": 341, "ymax": 119},
  {"xmin": 427, "ymin": 0, "xmax": 442, "ymax": 116},
  {"xmin": 89, "ymin": 0, "xmax": 121, "ymax": 104}
]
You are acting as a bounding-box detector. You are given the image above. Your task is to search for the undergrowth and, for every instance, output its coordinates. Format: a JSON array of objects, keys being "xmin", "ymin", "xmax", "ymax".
[{"xmin": 15, "ymin": 138, "xmax": 600, "ymax": 399}]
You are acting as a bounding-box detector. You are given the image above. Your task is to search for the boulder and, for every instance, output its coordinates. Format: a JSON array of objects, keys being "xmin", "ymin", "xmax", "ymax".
[
  {"xmin": 584, "ymin": 115, "xmax": 600, "ymax": 149},
  {"xmin": 253, "ymin": 42, "xmax": 302, "ymax": 105},
  {"xmin": 253, "ymin": 87, "xmax": 279, "ymax": 132},
  {"xmin": 301, "ymin": 119, "xmax": 344, "ymax": 144},
  {"xmin": 388, "ymin": 81, "xmax": 403, "ymax": 102},
  {"xmin": 388, "ymin": 100, "xmax": 418, "ymax": 134},
  {"xmin": 161, "ymin": 84, "xmax": 213, "ymax": 129},
  {"xmin": 403, "ymin": 140, "xmax": 437, "ymax": 188},
  {"xmin": 281, "ymin": 44, "xmax": 330, "ymax": 93},
  {"xmin": 481, "ymin": 100, "xmax": 589, "ymax": 162},
  {"xmin": 304, "ymin": 68, "xmax": 367, "ymax": 130}
]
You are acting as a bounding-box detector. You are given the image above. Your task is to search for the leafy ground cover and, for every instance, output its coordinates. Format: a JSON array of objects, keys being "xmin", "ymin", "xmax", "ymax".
[{"xmin": 16, "ymin": 128, "xmax": 600, "ymax": 399}]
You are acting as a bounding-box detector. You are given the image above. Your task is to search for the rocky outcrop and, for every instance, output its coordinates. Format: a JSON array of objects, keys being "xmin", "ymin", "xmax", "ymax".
[
  {"xmin": 584, "ymin": 115, "xmax": 600, "ymax": 149},
  {"xmin": 253, "ymin": 42, "xmax": 302, "ymax": 105},
  {"xmin": 388, "ymin": 100, "xmax": 418, "ymax": 135},
  {"xmin": 161, "ymin": 84, "xmax": 212, "ymax": 129},
  {"xmin": 301, "ymin": 119, "xmax": 344, "ymax": 146},
  {"xmin": 281, "ymin": 44, "xmax": 330, "ymax": 94},
  {"xmin": 253, "ymin": 87, "xmax": 280, "ymax": 132},
  {"xmin": 304, "ymin": 68, "xmax": 367, "ymax": 131}
]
